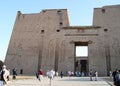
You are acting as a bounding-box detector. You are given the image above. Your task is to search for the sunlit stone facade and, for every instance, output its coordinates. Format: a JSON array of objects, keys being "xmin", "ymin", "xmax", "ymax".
[{"xmin": 5, "ymin": 5, "xmax": 120, "ymax": 76}]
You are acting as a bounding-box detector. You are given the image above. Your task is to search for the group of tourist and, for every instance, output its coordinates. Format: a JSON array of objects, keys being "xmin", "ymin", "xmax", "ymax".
[
  {"xmin": 3, "ymin": 67, "xmax": 120, "ymax": 86},
  {"xmin": 36, "ymin": 69, "xmax": 84, "ymax": 81},
  {"xmin": 0, "ymin": 65, "xmax": 17, "ymax": 86},
  {"xmin": 89, "ymin": 69, "xmax": 98, "ymax": 81},
  {"xmin": 35, "ymin": 69, "xmax": 99, "ymax": 82},
  {"xmin": 36, "ymin": 69, "xmax": 59, "ymax": 81},
  {"xmin": 36, "ymin": 69, "xmax": 77, "ymax": 81},
  {"xmin": 75, "ymin": 71, "xmax": 89, "ymax": 77}
]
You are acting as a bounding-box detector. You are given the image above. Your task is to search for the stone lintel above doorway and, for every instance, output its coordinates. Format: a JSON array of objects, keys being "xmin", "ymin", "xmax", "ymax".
[{"xmin": 70, "ymin": 40, "xmax": 93, "ymax": 45}]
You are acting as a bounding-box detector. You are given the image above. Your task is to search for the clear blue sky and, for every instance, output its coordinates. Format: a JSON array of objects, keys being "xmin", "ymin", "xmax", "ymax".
[{"xmin": 0, "ymin": 0, "xmax": 120, "ymax": 61}]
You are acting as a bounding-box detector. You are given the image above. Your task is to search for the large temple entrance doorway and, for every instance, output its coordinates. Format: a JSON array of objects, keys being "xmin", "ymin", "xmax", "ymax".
[
  {"xmin": 80, "ymin": 60, "xmax": 87, "ymax": 72},
  {"xmin": 75, "ymin": 42, "xmax": 88, "ymax": 75}
]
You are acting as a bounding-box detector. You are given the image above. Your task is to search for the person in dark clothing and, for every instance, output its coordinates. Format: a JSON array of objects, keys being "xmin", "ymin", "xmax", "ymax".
[
  {"xmin": 0, "ymin": 70, "xmax": 7, "ymax": 85},
  {"xmin": 12, "ymin": 68, "xmax": 17, "ymax": 80},
  {"xmin": 36, "ymin": 71, "xmax": 39, "ymax": 79},
  {"xmin": 112, "ymin": 69, "xmax": 118, "ymax": 85},
  {"xmin": 114, "ymin": 70, "xmax": 120, "ymax": 86},
  {"xmin": 20, "ymin": 69, "xmax": 23, "ymax": 74},
  {"xmin": 60, "ymin": 71, "xmax": 63, "ymax": 78}
]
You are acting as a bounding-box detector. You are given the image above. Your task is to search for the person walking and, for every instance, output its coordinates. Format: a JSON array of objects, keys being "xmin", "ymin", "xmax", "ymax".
[
  {"xmin": 109, "ymin": 70, "xmax": 112, "ymax": 78},
  {"xmin": 35, "ymin": 70, "xmax": 39, "ymax": 79},
  {"xmin": 112, "ymin": 69, "xmax": 118, "ymax": 85},
  {"xmin": 95, "ymin": 71, "xmax": 98, "ymax": 81},
  {"xmin": 38, "ymin": 69, "xmax": 43, "ymax": 81},
  {"xmin": 89, "ymin": 69, "xmax": 93, "ymax": 81},
  {"xmin": 12, "ymin": 68, "xmax": 17, "ymax": 80},
  {"xmin": 47, "ymin": 69, "xmax": 54, "ymax": 86},
  {"xmin": 0, "ymin": 65, "xmax": 8, "ymax": 86},
  {"xmin": 67, "ymin": 71, "xmax": 71, "ymax": 79},
  {"xmin": 115, "ymin": 70, "xmax": 120, "ymax": 86},
  {"xmin": 55, "ymin": 71, "xmax": 59, "ymax": 78}
]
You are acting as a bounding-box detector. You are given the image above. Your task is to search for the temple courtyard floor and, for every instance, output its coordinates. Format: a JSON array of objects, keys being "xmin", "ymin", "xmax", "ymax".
[{"xmin": 6, "ymin": 76, "xmax": 114, "ymax": 86}]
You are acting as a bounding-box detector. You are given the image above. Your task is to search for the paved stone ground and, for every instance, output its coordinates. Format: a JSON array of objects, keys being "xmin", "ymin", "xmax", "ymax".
[
  {"xmin": 102, "ymin": 77, "xmax": 114, "ymax": 86},
  {"xmin": 5, "ymin": 76, "xmax": 114, "ymax": 86}
]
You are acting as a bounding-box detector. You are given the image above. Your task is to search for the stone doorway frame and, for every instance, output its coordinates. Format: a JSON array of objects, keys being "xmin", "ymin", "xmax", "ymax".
[{"xmin": 74, "ymin": 42, "xmax": 89, "ymax": 75}]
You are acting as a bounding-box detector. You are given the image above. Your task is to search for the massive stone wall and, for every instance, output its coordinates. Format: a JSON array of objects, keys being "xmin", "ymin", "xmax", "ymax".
[
  {"xmin": 5, "ymin": 5, "xmax": 120, "ymax": 76},
  {"xmin": 93, "ymin": 5, "xmax": 120, "ymax": 74},
  {"xmin": 5, "ymin": 9, "xmax": 70, "ymax": 74}
]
